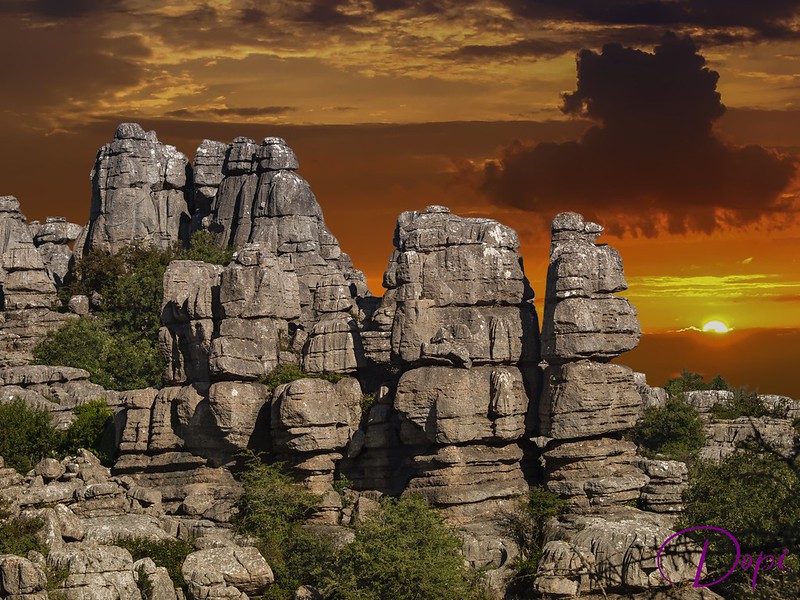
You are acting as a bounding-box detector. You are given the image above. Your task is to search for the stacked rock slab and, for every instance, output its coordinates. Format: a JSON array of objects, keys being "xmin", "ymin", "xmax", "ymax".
[
  {"xmin": 0, "ymin": 196, "xmax": 58, "ymax": 310},
  {"xmin": 344, "ymin": 206, "xmax": 540, "ymax": 582},
  {"xmin": 122, "ymin": 151, "xmax": 369, "ymax": 517},
  {"xmin": 80, "ymin": 123, "xmax": 191, "ymax": 254},
  {"xmin": 538, "ymin": 212, "xmax": 644, "ymax": 510},
  {"xmin": 533, "ymin": 213, "xmax": 705, "ymax": 596},
  {"xmin": 193, "ymin": 135, "xmax": 368, "ymax": 330},
  {"xmin": 0, "ymin": 196, "xmax": 68, "ymax": 365},
  {"xmin": 28, "ymin": 216, "xmax": 83, "ymax": 288}
]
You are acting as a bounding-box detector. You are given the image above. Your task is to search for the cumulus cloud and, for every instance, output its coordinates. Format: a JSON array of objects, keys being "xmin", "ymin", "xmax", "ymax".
[
  {"xmin": 502, "ymin": 0, "xmax": 800, "ymax": 39},
  {"xmin": 478, "ymin": 33, "xmax": 797, "ymax": 235}
]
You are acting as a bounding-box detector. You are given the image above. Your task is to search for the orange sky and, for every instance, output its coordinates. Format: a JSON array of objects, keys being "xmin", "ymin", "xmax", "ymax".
[{"xmin": 1, "ymin": 1, "xmax": 799, "ymax": 394}]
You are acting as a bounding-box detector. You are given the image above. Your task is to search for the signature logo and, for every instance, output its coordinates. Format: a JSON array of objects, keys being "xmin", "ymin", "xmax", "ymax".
[{"xmin": 656, "ymin": 526, "xmax": 791, "ymax": 590}]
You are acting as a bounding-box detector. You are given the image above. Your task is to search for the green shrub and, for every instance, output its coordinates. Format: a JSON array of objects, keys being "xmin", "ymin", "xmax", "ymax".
[
  {"xmin": 234, "ymin": 451, "xmax": 327, "ymax": 599},
  {"xmin": 33, "ymin": 317, "xmax": 162, "ymax": 391},
  {"xmin": 682, "ymin": 452, "xmax": 800, "ymax": 596},
  {"xmin": 632, "ymin": 396, "xmax": 706, "ymax": 463},
  {"xmin": 114, "ymin": 537, "xmax": 195, "ymax": 588},
  {"xmin": 63, "ymin": 400, "xmax": 115, "ymax": 464},
  {"xmin": 0, "ymin": 501, "xmax": 46, "ymax": 555},
  {"xmin": 359, "ymin": 394, "xmax": 376, "ymax": 415},
  {"xmin": 664, "ymin": 369, "xmax": 730, "ymax": 397},
  {"xmin": 324, "ymin": 495, "xmax": 487, "ymax": 600},
  {"xmin": 504, "ymin": 487, "xmax": 564, "ymax": 587},
  {"xmin": 708, "ymin": 386, "xmax": 784, "ymax": 420},
  {"xmin": 260, "ymin": 364, "xmax": 345, "ymax": 389},
  {"xmin": 176, "ymin": 230, "xmax": 235, "ymax": 266},
  {"xmin": 234, "ymin": 452, "xmax": 320, "ymax": 560},
  {"xmin": 0, "ymin": 398, "xmax": 62, "ymax": 473}
]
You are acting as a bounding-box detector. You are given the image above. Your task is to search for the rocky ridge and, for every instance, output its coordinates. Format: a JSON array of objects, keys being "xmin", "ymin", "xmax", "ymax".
[{"xmin": 1, "ymin": 124, "xmax": 796, "ymax": 599}]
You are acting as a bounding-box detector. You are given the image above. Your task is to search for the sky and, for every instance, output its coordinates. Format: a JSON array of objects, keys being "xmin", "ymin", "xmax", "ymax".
[{"xmin": 1, "ymin": 0, "xmax": 800, "ymax": 395}]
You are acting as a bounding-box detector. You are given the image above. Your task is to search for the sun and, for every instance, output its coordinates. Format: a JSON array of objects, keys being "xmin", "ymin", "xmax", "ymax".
[{"xmin": 702, "ymin": 320, "xmax": 730, "ymax": 334}]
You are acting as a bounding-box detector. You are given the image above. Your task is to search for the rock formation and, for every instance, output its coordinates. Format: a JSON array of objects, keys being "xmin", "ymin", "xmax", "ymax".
[
  {"xmin": 80, "ymin": 123, "xmax": 191, "ymax": 254},
  {"xmin": 532, "ymin": 213, "xmax": 702, "ymax": 596},
  {"xmin": 339, "ymin": 205, "xmax": 540, "ymax": 586},
  {"xmin": 0, "ymin": 197, "xmax": 72, "ymax": 366},
  {"xmin": 29, "ymin": 216, "xmax": 83, "ymax": 287},
  {"xmin": 0, "ymin": 451, "xmax": 272, "ymax": 600},
  {"xmin": 0, "ymin": 196, "xmax": 58, "ymax": 311},
  {"xmin": 3, "ymin": 125, "xmax": 796, "ymax": 600}
]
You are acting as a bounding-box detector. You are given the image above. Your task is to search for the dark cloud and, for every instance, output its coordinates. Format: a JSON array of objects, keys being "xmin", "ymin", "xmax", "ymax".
[
  {"xmin": 369, "ymin": 0, "xmax": 449, "ymax": 13},
  {"xmin": 0, "ymin": 0, "xmax": 124, "ymax": 18},
  {"xmin": 300, "ymin": 0, "xmax": 365, "ymax": 25},
  {"xmin": 33, "ymin": 0, "xmax": 116, "ymax": 18},
  {"xmin": 165, "ymin": 106, "xmax": 297, "ymax": 119},
  {"xmin": 450, "ymin": 38, "xmax": 574, "ymax": 60},
  {"xmin": 478, "ymin": 33, "xmax": 797, "ymax": 235},
  {"xmin": 503, "ymin": 0, "xmax": 800, "ymax": 39}
]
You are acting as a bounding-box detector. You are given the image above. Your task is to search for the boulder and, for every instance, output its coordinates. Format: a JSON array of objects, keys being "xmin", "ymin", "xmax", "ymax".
[{"xmin": 182, "ymin": 546, "xmax": 273, "ymax": 599}]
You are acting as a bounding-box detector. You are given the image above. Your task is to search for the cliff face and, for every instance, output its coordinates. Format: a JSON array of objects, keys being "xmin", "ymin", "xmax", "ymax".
[{"xmin": 2, "ymin": 123, "xmax": 776, "ymax": 599}]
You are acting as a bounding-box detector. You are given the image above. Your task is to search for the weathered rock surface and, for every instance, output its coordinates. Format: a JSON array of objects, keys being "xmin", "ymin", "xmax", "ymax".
[
  {"xmin": 192, "ymin": 135, "xmax": 367, "ymax": 328},
  {"xmin": 81, "ymin": 123, "xmax": 190, "ymax": 254},
  {"xmin": 535, "ymin": 508, "xmax": 704, "ymax": 596},
  {"xmin": 29, "ymin": 216, "xmax": 83, "ymax": 288},
  {"xmin": 133, "ymin": 557, "xmax": 177, "ymax": 600},
  {"xmin": 48, "ymin": 544, "xmax": 141, "ymax": 600},
  {"xmin": 541, "ymin": 213, "xmax": 640, "ymax": 363},
  {"xmin": 395, "ymin": 365, "xmax": 531, "ymax": 444},
  {"xmin": 700, "ymin": 417, "xmax": 796, "ymax": 462},
  {"xmin": 182, "ymin": 546, "xmax": 274, "ymax": 600},
  {"xmin": 0, "ymin": 554, "xmax": 48, "ymax": 599},
  {"xmin": 539, "ymin": 361, "xmax": 641, "ymax": 439},
  {"xmin": 634, "ymin": 458, "xmax": 689, "ymax": 516},
  {"xmin": 0, "ymin": 196, "xmax": 58, "ymax": 310}
]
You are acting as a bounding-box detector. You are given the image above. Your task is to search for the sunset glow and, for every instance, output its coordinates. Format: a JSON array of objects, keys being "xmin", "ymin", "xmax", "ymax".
[
  {"xmin": 702, "ymin": 321, "xmax": 731, "ymax": 334},
  {"xmin": 1, "ymin": 1, "xmax": 799, "ymax": 395}
]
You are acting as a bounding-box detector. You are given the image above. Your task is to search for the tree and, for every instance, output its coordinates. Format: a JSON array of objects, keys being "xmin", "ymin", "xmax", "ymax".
[
  {"xmin": 682, "ymin": 451, "xmax": 800, "ymax": 597},
  {"xmin": 0, "ymin": 398, "xmax": 62, "ymax": 473},
  {"xmin": 234, "ymin": 452, "xmax": 330, "ymax": 599},
  {"xmin": 62, "ymin": 400, "xmax": 115, "ymax": 464},
  {"xmin": 32, "ymin": 317, "xmax": 162, "ymax": 391},
  {"xmin": 325, "ymin": 495, "xmax": 487, "ymax": 600},
  {"xmin": 632, "ymin": 396, "xmax": 706, "ymax": 463}
]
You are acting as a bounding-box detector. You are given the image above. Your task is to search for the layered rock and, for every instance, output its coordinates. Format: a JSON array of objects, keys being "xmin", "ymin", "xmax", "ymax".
[
  {"xmin": 533, "ymin": 213, "xmax": 699, "ymax": 596},
  {"xmin": 0, "ymin": 196, "xmax": 58, "ymax": 310},
  {"xmin": 80, "ymin": 123, "xmax": 190, "ymax": 254},
  {"xmin": 540, "ymin": 212, "xmax": 639, "ymax": 363},
  {"xmin": 29, "ymin": 216, "xmax": 83, "ymax": 287},
  {"xmin": 535, "ymin": 508, "xmax": 704, "ymax": 597},
  {"xmin": 271, "ymin": 378, "xmax": 361, "ymax": 491},
  {"xmin": 538, "ymin": 213, "xmax": 644, "ymax": 510},
  {"xmin": 0, "ymin": 365, "xmax": 119, "ymax": 429},
  {"xmin": 182, "ymin": 546, "xmax": 274, "ymax": 600},
  {"xmin": 192, "ymin": 135, "xmax": 368, "ymax": 329},
  {"xmin": 700, "ymin": 417, "xmax": 796, "ymax": 462},
  {"xmin": 342, "ymin": 205, "xmax": 540, "ymax": 587},
  {"xmin": 634, "ymin": 458, "xmax": 689, "ymax": 516}
]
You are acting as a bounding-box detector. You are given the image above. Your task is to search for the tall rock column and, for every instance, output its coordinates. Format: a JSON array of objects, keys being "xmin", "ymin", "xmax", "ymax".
[
  {"xmin": 192, "ymin": 136, "xmax": 368, "ymax": 374},
  {"xmin": 345, "ymin": 205, "xmax": 541, "ymax": 585},
  {"xmin": 80, "ymin": 123, "xmax": 190, "ymax": 254},
  {"xmin": 533, "ymin": 213, "xmax": 703, "ymax": 597},
  {"xmin": 538, "ymin": 212, "xmax": 644, "ymax": 511}
]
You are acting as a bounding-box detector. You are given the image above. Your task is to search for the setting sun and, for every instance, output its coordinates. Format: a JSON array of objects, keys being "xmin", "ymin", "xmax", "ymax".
[{"xmin": 702, "ymin": 320, "xmax": 730, "ymax": 334}]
